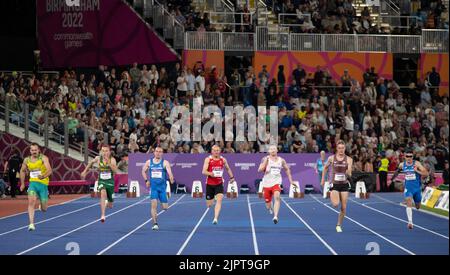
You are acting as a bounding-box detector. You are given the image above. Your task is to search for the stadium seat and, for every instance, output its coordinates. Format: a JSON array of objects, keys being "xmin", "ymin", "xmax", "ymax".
[
  {"xmin": 304, "ymin": 184, "xmax": 315, "ymax": 194},
  {"xmin": 175, "ymin": 183, "xmax": 187, "ymax": 194},
  {"xmin": 240, "ymin": 184, "xmax": 250, "ymax": 194}
]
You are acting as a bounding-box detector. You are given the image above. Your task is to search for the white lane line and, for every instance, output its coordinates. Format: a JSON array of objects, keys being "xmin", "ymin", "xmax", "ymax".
[
  {"xmin": 17, "ymin": 198, "xmax": 147, "ymax": 255},
  {"xmin": 372, "ymin": 194, "xmax": 449, "ymax": 220},
  {"xmin": 282, "ymin": 198, "xmax": 338, "ymax": 255},
  {"xmin": 0, "ymin": 195, "xmax": 90, "ymax": 220},
  {"xmin": 0, "ymin": 202, "xmax": 100, "ymax": 236},
  {"xmin": 309, "ymin": 195, "xmax": 415, "ymax": 255},
  {"xmin": 349, "ymin": 198, "xmax": 449, "ymax": 240},
  {"xmin": 176, "ymin": 207, "xmax": 210, "ymax": 255},
  {"xmin": 97, "ymin": 194, "xmax": 186, "ymax": 255},
  {"xmin": 246, "ymin": 194, "xmax": 260, "ymax": 255}
]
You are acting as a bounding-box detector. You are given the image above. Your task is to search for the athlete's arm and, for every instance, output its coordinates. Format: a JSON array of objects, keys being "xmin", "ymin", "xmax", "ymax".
[
  {"xmin": 414, "ymin": 161, "xmax": 429, "ymax": 177},
  {"xmin": 223, "ymin": 158, "xmax": 235, "ymax": 182},
  {"xmin": 258, "ymin": 156, "xmax": 269, "ymax": 172},
  {"xmin": 202, "ymin": 158, "xmax": 213, "ymax": 177},
  {"xmin": 39, "ymin": 156, "xmax": 53, "ymax": 179},
  {"xmin": 282, "ymin": 158, "xmax": 294, "ymax": 184},
  {"xmin": 19, "ymin": 160, "xmax": 28, "ymax": 191},
  {"xmin": 141, "ymin": 160, "xmax": 150, "ymax": 187},
  {"xmin": 81, "ymin": 156, "xmax": 99, "ymax": 179},
  {"xmin": 109, "ymin": 157, "xmax": 119, "ymax": 174},
  {"xmin": 164, "ymin": 160, "xmax": 175, "ymax": 184},
  {"xmin": 346, "ymin": 156, "xmax": 353, "ymax": 178},
  {"xmin": 321, "ymin": 156, "xmax": 332, "ymax": 186},
  {"xmin": 391, "ymin": 163, "xmax": 403, "ymax": 181}
]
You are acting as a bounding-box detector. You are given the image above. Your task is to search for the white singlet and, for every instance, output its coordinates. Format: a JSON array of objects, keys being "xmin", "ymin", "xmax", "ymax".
[{"xmin": 261, "ymin": 157, "xmax": 283, "ymax": 188}]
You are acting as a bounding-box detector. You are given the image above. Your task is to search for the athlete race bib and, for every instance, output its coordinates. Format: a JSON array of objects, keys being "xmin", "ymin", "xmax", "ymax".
[
  {"xmin": 334, "ymin": 173, "xmax": 346, "ymax": 181},
  {"xmin": 405, "ymin": 173, "xmax": 416, "ymax": 181},
  {"xmin": 30, "ymin": 170, "xmax": 41, "ymax": 178},
  {"xmin": 151, "ymin": 171, "xmax": 163, "ymax": 179},
  {"xmin": 270, "ymin": 167, "xmax": 281, "ymax": 176},
  {"xmin": 100, "ymin": 172, "xmax": 112, "ymax": 180},
  {"xmin": 212, "ymin": 169, "xmax": 223, "ymax": 177}
]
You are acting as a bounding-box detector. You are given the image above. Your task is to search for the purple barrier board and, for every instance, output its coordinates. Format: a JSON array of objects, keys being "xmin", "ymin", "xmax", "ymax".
[
  {"xmin": 129, "ymin": 153, "xmax": 327, "ymax": 195},
  {"xmin": 37, "ymin": 0, "xmax": 178, "ymax": 68}
]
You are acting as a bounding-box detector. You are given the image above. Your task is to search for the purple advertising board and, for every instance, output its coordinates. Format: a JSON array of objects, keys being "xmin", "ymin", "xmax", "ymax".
[
  {"xmin": 129, "ymin": 153, "xmax": 327, "ymax": 195},
  {"xmin": 37, "ymin": 0, "xmax": 178, "ymax": 68}
]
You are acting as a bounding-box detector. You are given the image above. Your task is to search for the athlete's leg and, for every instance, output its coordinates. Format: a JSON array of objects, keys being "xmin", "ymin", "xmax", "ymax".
[
  {"xmin": 106, "ymin": 186, "xmax": 114, "ymax": 208},
  {"xmin": 273, "ymin": 190, "xmax": 281, "ymax": 219},
  {"xmin": 38, "ymin": 184, "xmax": 49, "ymax": 212},
  {"xmin": 338, "ymin": 191, "xmax": 349, "ymax": 227},
  {"xmin": 405, "ymin": 196, "xmax": 414, "ymax": 228},
  {"xmin": 206, "ymin": 199, "xmax": 214, "ymax": 208},
  {"xmin": 206, "ymin": 185, "xmax": 214, "ymax": 208},
  {"xmin": 214, "ymin": 193, "xmax": 224, "ymax": 220},
  {"xmin": 27, "ymin": 193, "xmax": 37, "ymax": 225},
  {"xmin": 263, "ymin": 187, "xmax": 273, "ymax": 212},
  {"xmin": 413, "ymin": 190, "xmax": 422, "ymax": 210},
  {"xmin": 151, "ymin": 199, "xmax": 158, "ymax": 222},
  {"xmin": 159, "ymin": 188, "xmax": 169, "ymax": 210},
  {"xmin": 100, "ymin": 188, "xmax": 107, "ymax": 221},
  {"xmin": 330, "ymin": 190, "xmax": 341, "ymax": 208}
]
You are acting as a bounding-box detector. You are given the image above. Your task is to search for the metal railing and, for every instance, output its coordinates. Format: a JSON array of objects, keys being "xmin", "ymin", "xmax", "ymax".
[
  {"xmin": 144, "ymin": 0, "xmax": 185, "ymax": 48},
  {"xmin": 184, "ymin": 26, "xmax": 447, "ymax": 53},
  {"xmin": 1, "ymin": 101, "xmax": 100, "ymax": 163},
  {"xmin": 380, "ymin": 0, "xmax": 400, "ymax": 16},
  {"xmin": 222, "ymin": 32, "xmax": 255, "ymax": 51},
  {"xmin": 209, "ymin": 11, "xmax": 254, "ymax": 26},
  {"xmin": 278, "ymin": 13, "xmax": 312, "ymax": 27},
  {"xmin": 378, "ymin": 15, "xmax": 420, "ymax": 29},
  {"xmin": 185, "ymin": 31, "xmax": 221, "ymax": 50},
  {"xmin": 422, "ymin": 29, "xmax": 449, "ymax": 53}
]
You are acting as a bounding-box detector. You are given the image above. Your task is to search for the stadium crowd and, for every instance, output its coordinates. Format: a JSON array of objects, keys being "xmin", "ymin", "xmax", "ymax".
[
  {"xmin": 0, "ymin": 57, "xmax": 448, "ymax": 179},
  {"xmin": 152, "ymin": 0, "xmax": 448, "ymax": 34}
]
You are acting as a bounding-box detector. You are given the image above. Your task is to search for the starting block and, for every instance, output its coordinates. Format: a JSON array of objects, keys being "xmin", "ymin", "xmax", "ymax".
[
  {"xmin": 289, "ymin": 181, "xmax": 304, "ymax": 198},
  {"xmin": 90, "ymin": 181, "xmax": 100, "ymax": 198},
  {"xmin": 127, "ymin": 180, "xmax": 140, "ymax": 198},
  {"xmin": 355, "ymin": 181, "xmax": 369, "ymax": 199},
  {"xmin": 166, "ymin": 181, "xmax": 171, "ymax": 198},
  {"xmin": 226, "ymin": 180, "xmax": 239, "ymax": 198},
  {"xmin": 191, "ymin": 181, "xmax": 203, "ymax": 198},
  {"xmin": 258, "ymin": 181, "xmax": 264, "ymax": 198},
  {"xmin": 323, "ymin": 181, "xmax": 331, "ymax": 199}
]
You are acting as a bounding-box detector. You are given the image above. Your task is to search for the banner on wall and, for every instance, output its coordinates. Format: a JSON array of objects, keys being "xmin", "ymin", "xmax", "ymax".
[
  {"xmin": 129, "ymin": 153, "xmax": 327, "ymax": 195},
  {"xmin": 435, "ymin": 191, "xmax": 449, "ymax": 211},
  {"xmin": 421, "ymin": 187, "xmax": 448, "ymax": 211},
  {"xmin": 36, "ymin": 0, "xmax": 178, "ymax": 68},
  {"xmin": 254, "ymin": 52, "xmax": 393, "ymax": 88}
]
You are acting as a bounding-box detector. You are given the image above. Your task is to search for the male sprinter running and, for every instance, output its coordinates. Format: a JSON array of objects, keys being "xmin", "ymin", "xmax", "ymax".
[
  {"xmin": 391, "ymin": 149, "xmax": 428, "ymax": 229},
  {"xmin": 321, "ymin": 140, "xmax": 353, "ymax": 233},
  {"xmin": 202, "ymin": 145, "xmax": 235, "ymax": 224},
  {"xmin": 20, "ymin": 143, "xmax": 53, "ymax": 231},
  {"xmin": 141, "ymin": 146, "xmax": 174, "ymax": 230},
  {"xmin": 258, "ymin": 145, "xmax": 294, "ymax": 224},
  {"xmin": 81, "ymin": 144, "xmax": 119, "ymax": 222}
]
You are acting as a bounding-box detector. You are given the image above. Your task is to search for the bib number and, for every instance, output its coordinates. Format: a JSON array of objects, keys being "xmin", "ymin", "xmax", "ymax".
[
  {"xmin": 270, "ymin": 167, "xmax": 281, "ymax": 176},
  {"xmin": 212, "ymin": 169, "xmax": 223, "ymax": 177},
  {"xmin": 151, "ymin": 171, "xmax": 163, "ymax": 179},
  {"xmin": 100, "ymin": 172, "xmax": 112, "ymax": 180},
  {"xmin": 334, "ymin": 173, "xmax": 346, "ymax": 181},
  {"xmin": 30, "ymin": 170, "xmax": 42, "ymax": 178},
  {"xmin": 405, "ymin": 173, "xmax": 416, "ymax": 181}
]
